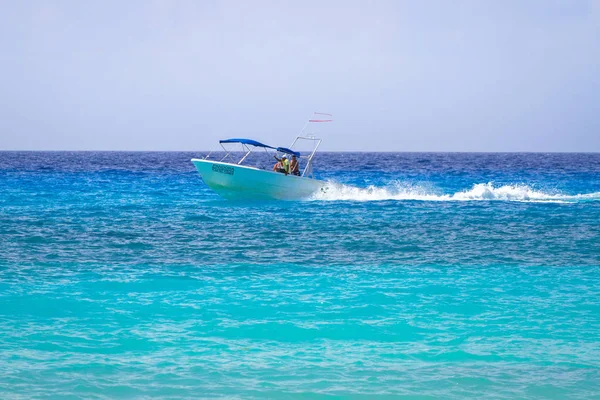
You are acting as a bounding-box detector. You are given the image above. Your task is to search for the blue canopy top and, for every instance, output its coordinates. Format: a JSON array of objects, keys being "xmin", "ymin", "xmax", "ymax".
[
  {"xmin": 220, "ymin": 138, "xmax": 301, "ymax": 157},
  {"xmin": 276, "ymin": 147, "xmax": 301, "ymax": 157},
  {"xmin": 219, "ymin": 138, "xmax": 275, "ymax": 149}
]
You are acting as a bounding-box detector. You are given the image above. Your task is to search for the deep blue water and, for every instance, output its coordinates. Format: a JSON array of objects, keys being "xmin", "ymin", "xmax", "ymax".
[{"xmin": 1, "ymin": 152, "xmax": 599, "ymax": 399}]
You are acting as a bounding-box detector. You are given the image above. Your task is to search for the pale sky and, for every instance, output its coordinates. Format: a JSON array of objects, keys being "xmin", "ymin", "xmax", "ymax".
[{"xmin": 1, "ymin": 0, "xmax": 599, "ymax": 151}]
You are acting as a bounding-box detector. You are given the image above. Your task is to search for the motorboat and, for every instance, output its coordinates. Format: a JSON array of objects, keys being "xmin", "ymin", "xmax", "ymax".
[{"xmin": 191, "ymin": 114, "xmax": 331, "ymax": 200}]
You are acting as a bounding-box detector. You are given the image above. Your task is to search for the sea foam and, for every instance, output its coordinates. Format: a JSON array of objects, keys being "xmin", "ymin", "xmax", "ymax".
[{"xmin": 312, "ymin": 181, "xmax": 600, "ymax": 203}]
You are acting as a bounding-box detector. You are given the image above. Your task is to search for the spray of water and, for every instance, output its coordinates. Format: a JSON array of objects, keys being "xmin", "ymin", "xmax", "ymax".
[{"xmin": 312, "ymin": 181, "xmax": 600, "ymax": 203}]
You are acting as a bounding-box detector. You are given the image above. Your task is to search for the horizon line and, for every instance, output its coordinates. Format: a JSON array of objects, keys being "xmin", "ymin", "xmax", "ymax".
[{"xmin": 1, "ymin": 149, "xmax": 599, "ymax": 154}]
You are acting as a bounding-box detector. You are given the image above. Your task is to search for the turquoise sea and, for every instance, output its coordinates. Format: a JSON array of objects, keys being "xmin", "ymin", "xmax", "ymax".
[{"xmin": 1, "ymin": 151, "xmax": 599, "ymax": 399}]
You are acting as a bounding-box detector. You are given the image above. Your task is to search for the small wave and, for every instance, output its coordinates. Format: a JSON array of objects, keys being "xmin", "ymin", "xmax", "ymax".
[{"xmin": 312, "ymin": 182, "xmax": 600, "ymax": 203}]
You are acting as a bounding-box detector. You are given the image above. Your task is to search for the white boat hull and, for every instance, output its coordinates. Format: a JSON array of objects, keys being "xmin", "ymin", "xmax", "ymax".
[{"xmin": 191, "ymin": 159, "xmax": 326, "ymax": 200}]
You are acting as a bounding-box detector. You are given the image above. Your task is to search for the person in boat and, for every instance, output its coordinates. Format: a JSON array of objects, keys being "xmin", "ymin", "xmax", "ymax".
[
  {"xmin": 273, "ymin": 154, "xmax": 289, "ymax": 175},
  {"xmin": 290, "ymin": 154, "xmax": 300, "ymax": 176},
  {"xmin": 272, "ymin": 158, "xmax": 284, "ymax": 173},
  {"xmin": 281, "ymin": 155, "xmax": 290, "ymax": 174}
]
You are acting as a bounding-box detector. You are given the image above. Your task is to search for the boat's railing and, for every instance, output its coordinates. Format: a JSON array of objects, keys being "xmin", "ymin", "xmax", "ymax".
[
  {"xmin": 288, "ymin": 135, "xmax": 321, "ymax": 178},
  {"xmin": 290, "ymin": 112, "xmax": 331, "ymax": 178},
  {"xmin": 204, "ymin": 143, "xmax": 274, "ymax": 167}
]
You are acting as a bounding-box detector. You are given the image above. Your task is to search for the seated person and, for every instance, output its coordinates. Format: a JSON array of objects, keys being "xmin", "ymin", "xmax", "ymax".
[
  {"xmin": 273, "ymin": 159, "xmax": 284, "ymax": 173},
  {"xmin": 273, "ymin": 155, "xmax": 288, "ymax": 175},
  {"xmin": 290, "ymin": 154, "xmax": 300, "ymax": 176}
]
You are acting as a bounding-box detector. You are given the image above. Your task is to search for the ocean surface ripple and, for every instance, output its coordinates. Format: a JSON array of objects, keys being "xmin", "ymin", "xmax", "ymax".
[{"xmin": 1, "ymin": 152, "xmax": 599, "ymax": 399}]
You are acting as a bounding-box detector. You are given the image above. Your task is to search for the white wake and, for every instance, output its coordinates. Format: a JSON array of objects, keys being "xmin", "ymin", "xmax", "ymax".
[{"xmin": 312, "ymin": 182, "xmax": 600, "ymax": 203}]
